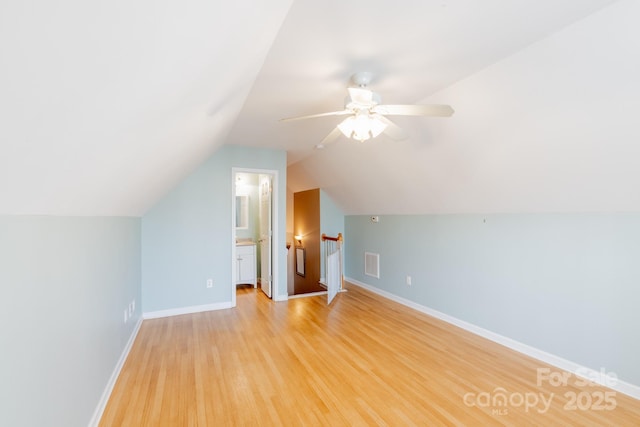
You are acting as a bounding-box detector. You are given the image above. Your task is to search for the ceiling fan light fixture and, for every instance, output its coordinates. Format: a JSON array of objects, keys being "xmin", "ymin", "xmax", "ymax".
[
  {"xmin": 369, "ymin": 115, "xmax": 387, "ymax": 138},
  {"xmin": 337, "ymin": 116, "xmax": 355, "ymax": 139},
  {"xmin": 353, "ymin": 131, "xmax": 371, "ymax": 142},
  {"xmin": 353, "ymin": 114, "xmax": 372, "ymax": 141},
  {"xmin": 337, "ymin": 114, "xmax": 387, "ymax": 142}
]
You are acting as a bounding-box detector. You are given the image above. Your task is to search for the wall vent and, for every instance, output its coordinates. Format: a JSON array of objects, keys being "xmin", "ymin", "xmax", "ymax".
[{"xmin": 364, "ymin": 252, "xmax": 380, "ymax": 279}]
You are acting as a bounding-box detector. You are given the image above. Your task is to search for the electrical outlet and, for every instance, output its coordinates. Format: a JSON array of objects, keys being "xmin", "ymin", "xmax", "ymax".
[
  {"xmin": 128, "ymin": 302, "xmax": 133, "ymax": 316},
  {"xmin": 124, "ymin": 309, "xmax": 128, "ymax": 323},
  {"xmin": 132, "ymin": 299, "xmax": 135, "ymax": 312},
  {"xmin": 206, "ymin": 279, "xmax": 213, "ymax": 288},
  {"xmin": 406, "ymin": 275, "xmax": 412, "ymax": 286}
]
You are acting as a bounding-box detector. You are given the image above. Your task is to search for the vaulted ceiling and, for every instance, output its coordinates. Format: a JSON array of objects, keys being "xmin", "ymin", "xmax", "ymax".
[
  {"xmin": 2, "ymin": 0, "xmax": 636, "ymax": 216},
  {"xmin": 0, "ymin": 0, "xmax": 293, "ymax": 215}
]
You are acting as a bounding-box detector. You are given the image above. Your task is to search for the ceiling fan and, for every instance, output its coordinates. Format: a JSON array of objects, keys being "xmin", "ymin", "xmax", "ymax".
[{"xmin": 281, "ymin": 72, "xmax": 454, "ymax": 148}]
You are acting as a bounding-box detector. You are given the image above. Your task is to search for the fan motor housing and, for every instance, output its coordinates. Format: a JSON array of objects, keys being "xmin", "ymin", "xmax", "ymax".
[{"xmin": 344, "ymin": 92, "xmax": 381, "ymax": 111}]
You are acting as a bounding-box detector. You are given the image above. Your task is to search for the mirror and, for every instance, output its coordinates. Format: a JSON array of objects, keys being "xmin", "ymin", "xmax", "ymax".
[{"xmin": 235, "ymin": 195, "xmax": 249, "ymax": 229}]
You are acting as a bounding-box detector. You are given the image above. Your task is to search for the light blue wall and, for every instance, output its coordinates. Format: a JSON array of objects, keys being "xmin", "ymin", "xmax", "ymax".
[
  {"xmin": 142, "ymin": 145, "xmax": 287, "ymax": 312},
  {"xmin": 345, "ymin": 213, "xmax": 640, "ymax": 386},
  {"xmin": 320, "ymin": 190, "xmax": 344, "ymax": 239},
  {"xmin": 320, "ymin": 190, "xmax": 345, "ymax": 279},
  {"xmin": 0, "ymin": 215, "xmax": 141, "ymax": 427}
]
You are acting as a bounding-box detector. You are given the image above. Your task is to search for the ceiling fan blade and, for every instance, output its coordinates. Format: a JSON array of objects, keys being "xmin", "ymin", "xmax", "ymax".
[
  {"xmin": 373, "ymin": 104, "xmax": 454, "ymax": 117},
  {"xmin": 316, "ymin": 126, "xmax": 343, "ymax": 149},
  {"xmin": 347, "ymin": 87, "xmax": 374, "ymax": 104},
  {"xmin": 280, "ymin": 110, "xmax": 351, "ymax": 122},
  {"xmin": 377, "ymin": 115, "xmax": 408, "ymax": 140}
]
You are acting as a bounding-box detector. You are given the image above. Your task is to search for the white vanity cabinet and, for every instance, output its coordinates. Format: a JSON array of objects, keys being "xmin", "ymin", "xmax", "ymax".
[{"xmin": 236, "ymin": 243, "xmax": 257, "ymax": 288}]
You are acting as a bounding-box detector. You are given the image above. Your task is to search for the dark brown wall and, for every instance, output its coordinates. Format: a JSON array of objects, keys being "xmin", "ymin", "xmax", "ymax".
[{"xmin": 293, "ymin": 189, "xmax": 323, "ymax": 294}]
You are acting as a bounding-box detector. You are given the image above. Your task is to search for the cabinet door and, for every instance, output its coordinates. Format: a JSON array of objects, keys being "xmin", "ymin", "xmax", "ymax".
[{"xmin": 236, "ymin": 245, "xmax": 256, "ymax": 285}]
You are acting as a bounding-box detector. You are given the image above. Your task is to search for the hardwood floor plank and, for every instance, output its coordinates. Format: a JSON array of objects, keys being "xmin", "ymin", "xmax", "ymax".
[{"xmin": 99, "ymin": 283, "xmax": 640, "ymax": 426}]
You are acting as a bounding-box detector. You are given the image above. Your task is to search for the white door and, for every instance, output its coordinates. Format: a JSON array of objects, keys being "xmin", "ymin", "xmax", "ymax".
[{"xmin": 259, "ymin": 174, "xmax": 272, "ymax": 298}]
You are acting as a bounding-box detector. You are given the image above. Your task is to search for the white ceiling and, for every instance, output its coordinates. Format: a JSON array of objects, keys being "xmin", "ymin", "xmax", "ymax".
[
  {"xmin": 2, "ymin": 0, "xmax": 634, "ymax": 216},
  {"xmin": 227, "ymin": 0, "xmax": 617, "ymax": 162},
  {"xmin": 0, "ymin": 0, "xmax": 293, "ymax": 215}
]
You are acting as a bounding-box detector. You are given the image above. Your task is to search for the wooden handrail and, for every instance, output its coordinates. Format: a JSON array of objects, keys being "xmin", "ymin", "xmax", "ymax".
[{"xmin": 321, "ymin": 233, "xmax": 343, "ymax": 242}]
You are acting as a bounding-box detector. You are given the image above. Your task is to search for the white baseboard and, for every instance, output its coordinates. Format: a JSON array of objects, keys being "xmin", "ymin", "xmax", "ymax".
[
  {"xmin": 273, "ymin": 293, "xmax": 289, "ymax": 302},
  {"xmin": 345, "ymin": 277, "xmax": 640, "ymax": 400},
  {"xmin": 88, "ymin": 316, "xmax": 143, "ymax": 427},
  {"xmin": 143, "ymin": 301, "xmax": 233, "ymax": 319}
]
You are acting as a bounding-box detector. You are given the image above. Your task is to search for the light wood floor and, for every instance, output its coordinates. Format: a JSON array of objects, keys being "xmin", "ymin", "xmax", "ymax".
[{"xmin": 100, "ymin": 283, "xmax": 640, "ymax": 426}]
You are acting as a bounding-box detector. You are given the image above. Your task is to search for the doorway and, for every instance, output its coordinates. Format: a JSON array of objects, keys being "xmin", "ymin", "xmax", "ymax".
[{"xmin": 231, "ymin": 168, "xmax": 279, "ymax": 307}]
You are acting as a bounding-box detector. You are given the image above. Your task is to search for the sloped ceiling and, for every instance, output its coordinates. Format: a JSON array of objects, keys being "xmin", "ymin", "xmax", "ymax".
[
  {"xmin": 229, "ymin": 0, "xmax": 635, "ymax": 215},
  {"xmin": 2, "ymin": 0, "xmax": 632, "ymax": 217},
  {"xmin": 0, "ymin": 0, "xmax": 293, "ymax": 216}
]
